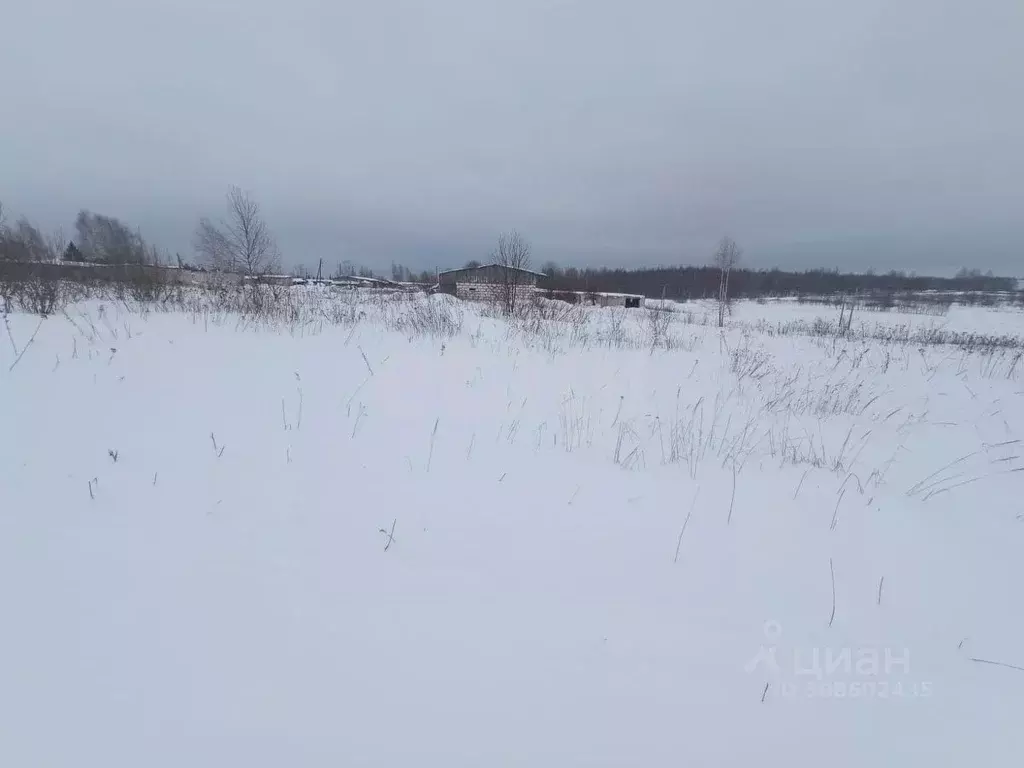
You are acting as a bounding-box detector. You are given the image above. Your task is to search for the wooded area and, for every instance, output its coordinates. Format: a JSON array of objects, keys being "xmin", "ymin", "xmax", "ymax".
[{"xmin": 535, "ymin": 263, "xmax": 1016, "ymax": 299}]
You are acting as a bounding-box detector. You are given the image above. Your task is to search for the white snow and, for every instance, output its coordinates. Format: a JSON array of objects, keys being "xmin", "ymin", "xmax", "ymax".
[{"xmin": 1, "ymin": 292, "xmax": 1022, "ymax": 766}]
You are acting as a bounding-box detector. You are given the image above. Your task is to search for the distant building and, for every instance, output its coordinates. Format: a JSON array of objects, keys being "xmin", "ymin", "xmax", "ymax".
[
  {"xmin": 585, "ymin": 291, "xmax": 645, "ymax": 308},
  {"xmin": 546, "ymin": 289, "xmax": 645, "ymax": 308},
  {"xmin": 435, "ymin": 263, "xmax": 547, "ymax": 302}
]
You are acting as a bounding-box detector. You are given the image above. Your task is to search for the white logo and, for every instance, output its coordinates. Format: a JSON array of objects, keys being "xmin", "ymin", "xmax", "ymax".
[
  {"xmin": 744, "ymin": 620, "xmax": 783, "ymax": 675},
  {"xmin": 743, "ymin": 620, "xmax": 932, "ymax": 700}
]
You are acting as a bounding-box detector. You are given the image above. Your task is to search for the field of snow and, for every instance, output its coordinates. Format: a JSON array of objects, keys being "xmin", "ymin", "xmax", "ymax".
[
  {"xmin": 2, "ymin": 290, "xmax": 1023, "ymax": 766},
  {"xmin": 664, "ymin": 295, "xmax": 1024, "ymax": 338}
]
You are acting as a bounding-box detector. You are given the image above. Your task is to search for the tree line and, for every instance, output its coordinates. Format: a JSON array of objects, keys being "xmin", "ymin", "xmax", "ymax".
[
  {"xmin": 1, "ymin": 195, "xmax": 1017, "ymax": 296},
  {"xmin": 0, "ymin": 189, "xmax": 439, "ymax": 283},
  {"xmin": 0, "ymin": 202, "xmax": 177, "ymax": 267},
  {"xmin": 533, "ymin": 262, "xmax": 1016, "ymax": 298}
]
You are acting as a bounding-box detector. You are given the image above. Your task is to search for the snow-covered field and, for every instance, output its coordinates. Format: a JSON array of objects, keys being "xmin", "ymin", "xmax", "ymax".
[
  {"xmin": 664, "ymin": 295, "xmax": 1024, "ymax": 338},
  {"xmin": 2, "ymin": 290, "xmax": 1023, "ymax": 766}
]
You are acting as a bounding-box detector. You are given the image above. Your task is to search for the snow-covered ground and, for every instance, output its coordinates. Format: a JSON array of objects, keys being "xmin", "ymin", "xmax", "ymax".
[
  {"xmin": 2, "ymin": 291, "xmax": 1023, "ymax": 766},
  {"xmin": 663, "ymin": 295, "xmax": 1024, "ymax": 338}
]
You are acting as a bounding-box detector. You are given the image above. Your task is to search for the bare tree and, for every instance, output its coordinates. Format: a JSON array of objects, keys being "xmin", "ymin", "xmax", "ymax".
[
  {"xmin": 494, "ymin": 230, "xmax": 532, "ymax": 316},
  {"xmin": 46, "ymin": 226, "xmax": 67, "ymax": 264},
  {"xmin": 0, "ymin": 206, "xmax": 66, "ymax": 264},
  {"xmin": 712, "ymin": 236, "xmax": 742, "ymax": 327},
  {"xmin": 194, "ymin": 186, "xmax": 280, "ymax": 276},
  {"xmin": 75, "ymin": 211, "xmax": 148, "ymax": 264},
  {"xmin": 390, "ymin": 261, "xmax": 410, "ymax": 282},
  {"xmin": 1, "ymin": 217, "xmax": 50, "ymax": 262},
  {"xmin": 0, "ymin": 203, "xmax": 11, "ymax": 262}
]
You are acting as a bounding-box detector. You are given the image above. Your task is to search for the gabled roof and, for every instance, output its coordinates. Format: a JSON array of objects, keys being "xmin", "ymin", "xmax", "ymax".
[{"xmin": 438, "ymin": 263, "xmax": 548, "ymax": 279}]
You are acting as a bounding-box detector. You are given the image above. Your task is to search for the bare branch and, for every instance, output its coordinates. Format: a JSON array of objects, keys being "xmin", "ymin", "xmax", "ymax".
[
  {"xmin": 74, "ymin": 210, "xmax": 147, "ymax": 264},
  {"xmin": 970, "ymin": 656, "xmax": 1024, "ymax": 674},
  {"xmin": 1, "ymin": 216, "xmax": 51, "ymax": 262},
  {"xmin": 712, "ymin": 236, "xmax": 742, "ymax": 271},
  {"xmin": 46, "ymin": 226, "xmax": 67, "ymax": 263},
  {"xmin": 493, "ymin": 230, "xmax": 532, "ymax": 316},
  {"xmin": 194, "ymin": 186, "xmax": 280, "ymax": 276},
  {"xmin": 194, "ymin": 218, "xmax": 234, "ymax": 271},
  {"xmin": 712, "ymin": 235, "xmax": 742, "ymax": 327},
  {"xmin": 828, "ymin": 557, "xmax": 837, "ymax": 627}
]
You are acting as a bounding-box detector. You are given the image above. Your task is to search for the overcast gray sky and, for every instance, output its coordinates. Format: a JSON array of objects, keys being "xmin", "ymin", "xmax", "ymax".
[{"xmin": 2, "ymin": 0, "xmax": 1021, "ymax": 275}]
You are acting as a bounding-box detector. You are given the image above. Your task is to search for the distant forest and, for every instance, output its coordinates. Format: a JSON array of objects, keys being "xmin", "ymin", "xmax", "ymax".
[
  {"xmin": 534, "ymin": 264, "xmax": 1017, "ymax": 300},
  {"xmin": 384, "ymin": 261, "xmax": 1017, "ymax": 299},
  {"xmin": 1, "ymin": 198, "xmax": 1016, "ymax": 299}
]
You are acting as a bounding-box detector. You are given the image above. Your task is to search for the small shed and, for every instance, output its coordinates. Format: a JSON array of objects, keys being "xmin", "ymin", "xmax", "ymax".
[{"xmin": 436, "ymin": 263, "xmax": 547, "ymax": 302}]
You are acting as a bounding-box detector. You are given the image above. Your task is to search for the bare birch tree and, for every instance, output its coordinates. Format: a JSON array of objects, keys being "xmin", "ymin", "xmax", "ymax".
[
  {"xmin": 194, "ymin": 186, "xmax": 280, "ymax": 276},
  {"xmin": 46, "ymin": 226, "xmax": 67, "ymax": 263},
  {"xmin": 1, "ymin": 217, "xmax": 50, "ymax": 262},
  {"xmin": 0, "ymin": 202, "xmax": 9, "ymax": 262},
  {"xmin": 494, "ymin": 230, "xmax": 532, "ymax": 316},
  {"xmin": 712, "ymin": 236, "xmax": 742, "ymax": 327},
  {"xmin": 75, "ymin": 211, "xmax": 148, "ymax": 264}
]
